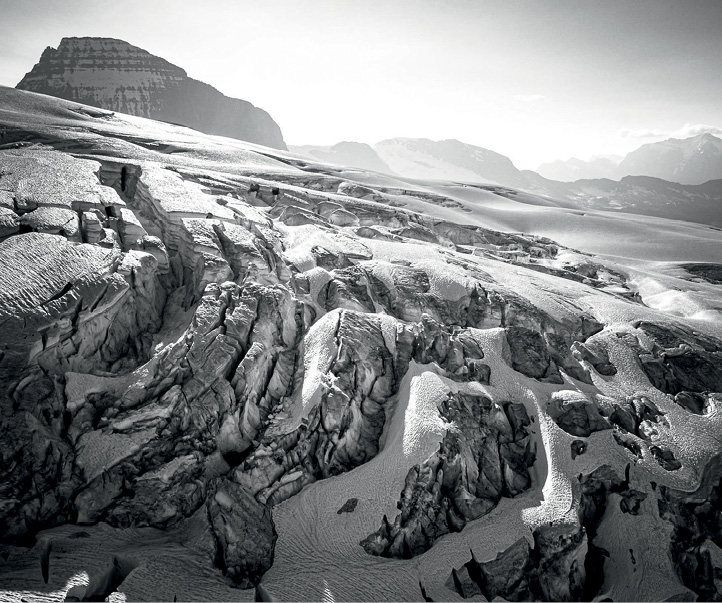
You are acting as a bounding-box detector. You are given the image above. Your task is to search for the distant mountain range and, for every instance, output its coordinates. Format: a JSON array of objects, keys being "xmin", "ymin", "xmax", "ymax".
[
  {"xmin": 291, "ymin": 137, "xmax": 722, "ymax": 227},
  {"xmin": 292, "ymin": 134, "xmax": 722, "ymax": 188},
  {"xmin": 618, "ymin": 133, "xmax": 722, "ymax": 184},
  {"xmin": 539, "ymin": 175, "xmax": 722, "ymax": 227},
  {"xmin": 12, "ymin": 38, "xmax": 722, "ymax": 227},
  {"xmin": 536, "ymin": 156, "xmax": 622, "ymax": 182},
  {"xmin": 373, "ymin": 137, "xmax": 526, "ymax": 187},
  {"xmin": 537, "ymin": 134, "xmax": 722, "ymax": 184},
  {"xmin": 292, "ymin": 137, "xmax": 527, "ymax": 187},
  {"xmin": 289, "ymin": 142, "xmax": 393, "ymax": 174},
  {"xmin": 16, "ymin": 37, "xmax": 286, "ymax": 149}
]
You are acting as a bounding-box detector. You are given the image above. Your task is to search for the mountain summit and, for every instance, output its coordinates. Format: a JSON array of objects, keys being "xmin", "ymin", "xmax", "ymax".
[{"xmin": 16, "ymin": 37, "xmax": 286, "ymax": 150}]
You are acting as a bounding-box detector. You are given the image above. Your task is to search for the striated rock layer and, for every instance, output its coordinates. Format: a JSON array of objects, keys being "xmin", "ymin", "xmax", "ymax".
[
  {"xmin": 1, "ymin": 88, "xmax": 722, "ymax": 601},
  {"xmin": 17, "ymin": 37, "xmax": 286, "ymax": 150}
]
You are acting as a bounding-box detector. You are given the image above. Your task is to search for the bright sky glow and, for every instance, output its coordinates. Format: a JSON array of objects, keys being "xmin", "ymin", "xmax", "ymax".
[{"xmin": 1, "ymin": 0, "xmax": 721, "ymax": 169}]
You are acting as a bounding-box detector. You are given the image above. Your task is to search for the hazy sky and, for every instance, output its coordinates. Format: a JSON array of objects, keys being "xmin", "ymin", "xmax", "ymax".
[{"xmin": 1, "ymin": 0, "xmax": 721, "ymax": 169}]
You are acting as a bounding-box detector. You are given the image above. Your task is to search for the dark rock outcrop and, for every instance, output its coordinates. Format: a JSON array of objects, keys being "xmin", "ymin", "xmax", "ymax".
[
  {"xmin": 446, "ymin": 523, "xmax": 588, "ymax": 602},
  {"xmin": 606, "ymin": 395, "xmax": 667, "ymax": 441},
  {"xmin": 207, "ymin": 478, "xmax": 276, "ymax": 587},
  {"xmin": 547, "ymin": 392, "xmax": 612, "ymax": 437},
  {"xmin": 673, "ymin": 391, "xmax": 717, "ymax": 415},
  {"xmin": 635, "ymin": 321, "xmax": 722, "ymax": 395},
  {"xmin": 337, "ymin": 498, "xmax": 358, "ymax": 514},
  {"xmin": 659, "ymin": 454, "xmax": 722, "ymax": 600},
  {"xmin": 361, "ymin": 394, "xmax": 535, "ymax": 558},
  {"xmin": 570, "ymin": 440, "xmax": 587, "ymax": 460},
  {"xmin": 445, "ymin": 465, "xmax": 633, "ymax": 601},
  {"xmin": 505, "ymin": 325, "xmax": 598, "ymax": 385},
  {"xmin": 681, "ymin": 263, "xmax": 722, "ymax": 286}
]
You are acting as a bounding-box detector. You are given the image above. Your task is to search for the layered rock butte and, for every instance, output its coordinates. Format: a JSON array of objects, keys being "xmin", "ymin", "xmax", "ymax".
[
  {"xmin": 16, "ymin": 37, "xmax": 286, "ymax": 150},
  {"xmin": 1, "ymin": 86, "xmax": 722, "ymax": 601}
]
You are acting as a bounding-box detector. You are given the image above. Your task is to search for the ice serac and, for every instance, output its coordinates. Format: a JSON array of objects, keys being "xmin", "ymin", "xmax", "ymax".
[
  {"xmin": 1, "ymin": 88, "xmax": 722, "ymax": 601},
  {"xmin": 361, "ymin": 394, "xmax": 536, "ymax": 558},
  {"xmin": 16, "ymin": 37, "xmax": 286, "ymax": 150}
]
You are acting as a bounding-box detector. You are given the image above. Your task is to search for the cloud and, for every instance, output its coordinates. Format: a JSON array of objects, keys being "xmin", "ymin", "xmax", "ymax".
[
  {"xmin": 618, "ymin": 123, "xmax": 722, "ymax": 139},
  {"xmin": 675, "ymin": 124, "xmax": 722, "ymax": 138},
  {"xmin": 617, "ymin": 128, "xmax": 667, "ymax": 139},
  {"xmin": 513, "ymin": 94, "xmax": 545, "ymax": 102}
]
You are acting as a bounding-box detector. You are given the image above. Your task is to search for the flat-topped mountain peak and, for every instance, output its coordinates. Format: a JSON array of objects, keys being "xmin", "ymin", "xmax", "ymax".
[{"xmin": 17, "ymin": 36, "xmax": 286, "ymax": 150}]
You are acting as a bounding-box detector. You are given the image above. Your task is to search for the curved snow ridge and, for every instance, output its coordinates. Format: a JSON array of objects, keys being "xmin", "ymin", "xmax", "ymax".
[
  {"xmin": 455, "ymin": 327, "xmax": 580, "ymax": 528},
  {"xmin": 263, "ymin": 362, "xmax": 451, "ymax": 601},
  {"xmin": 402, "ymin": 369, "xmax": 449, "ymax": 458},
  {"xmin": 297, "ymin": 308, "xmax": 342, "ymax": 420},
  {"xmin": 634, "ymin": 274, "xmax": 721, "ymax": 320}
]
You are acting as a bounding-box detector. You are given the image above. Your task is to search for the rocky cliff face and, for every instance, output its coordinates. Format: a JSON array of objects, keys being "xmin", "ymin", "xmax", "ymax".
[
  {"xmin": 1, "ymin": 88, "xmax": 722, "ymax": 601},
  {"xmin": 16, "ymin": 37, "xmax": 286, "ymax": 150}
]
